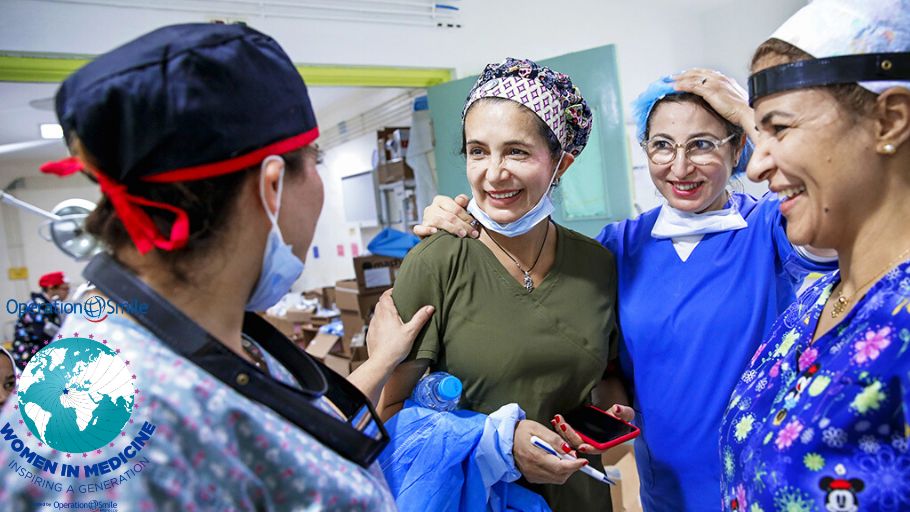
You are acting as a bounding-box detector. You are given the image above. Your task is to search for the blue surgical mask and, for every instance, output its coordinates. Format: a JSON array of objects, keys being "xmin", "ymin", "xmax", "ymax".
[
  {"xmin": 467, "ymin": 153, "xmax": 564, "ymax": 238},
  {"xmin": 246, "ymin": 156, "xmax": 305, "ymax": 312}
]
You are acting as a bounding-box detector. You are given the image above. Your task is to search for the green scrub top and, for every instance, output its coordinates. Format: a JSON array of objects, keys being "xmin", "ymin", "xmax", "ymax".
[{"xmin": 393, "ymin": 223, "xmax": 620, "ymax": 511}]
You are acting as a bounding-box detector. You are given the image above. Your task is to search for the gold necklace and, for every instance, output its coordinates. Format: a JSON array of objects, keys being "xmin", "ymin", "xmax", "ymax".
[
  {"xmin": 831, "ymin": 246, "xmax": 910, "ymax": 318},
  {"xmin": 485, "ymin": 222, "xmax": 550, "ymax": 293}
]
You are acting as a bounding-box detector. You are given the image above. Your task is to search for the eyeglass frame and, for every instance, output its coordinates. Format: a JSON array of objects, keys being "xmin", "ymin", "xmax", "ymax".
[{"xmin": 639, "ymin": 133, "xmax": 738, "ymax": 165}]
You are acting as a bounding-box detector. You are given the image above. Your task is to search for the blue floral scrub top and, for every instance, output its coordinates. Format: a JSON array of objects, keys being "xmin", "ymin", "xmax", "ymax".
[
  {"xmin": 0, "ymin": 314, "xmax": 395, "ymax": 511},
  {"xmin": 720, "ymin": 260, "xmax": 910, "ymax": 512}
]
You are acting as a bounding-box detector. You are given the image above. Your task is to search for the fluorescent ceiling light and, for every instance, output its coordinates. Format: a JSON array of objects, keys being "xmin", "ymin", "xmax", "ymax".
[{"xmin": 40, "ymin": 123, "xmax": 63, "ymax": 139}]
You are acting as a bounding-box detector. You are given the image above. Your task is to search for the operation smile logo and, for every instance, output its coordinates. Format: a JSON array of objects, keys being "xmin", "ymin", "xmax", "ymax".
[
  {"xmin": 5, "ymin": 295, "xmax": 148, "ymax": 323},
  {"xmin": 1, "ymin": 335, "xmax": 158, "ymax": 499}
]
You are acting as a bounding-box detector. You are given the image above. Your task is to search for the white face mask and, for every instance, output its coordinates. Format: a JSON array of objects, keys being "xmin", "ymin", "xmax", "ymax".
[
  {"xmin": 650, "ymin": 200, "xmax": 748, "ymax": 239},
  {"xmin": 467, "ymin": 153, "xmax": 565, "ymax": 238},
  {"xmin": 245, "ymin": 156, "xmax": 305, "ymax": 312}
]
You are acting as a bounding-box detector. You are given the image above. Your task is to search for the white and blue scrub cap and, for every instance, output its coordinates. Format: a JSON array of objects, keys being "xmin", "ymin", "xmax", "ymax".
[
  {"xmin": 770, "ymin": 0, "xmax": 910, "ymax": 94},
  {"xmin": 632, "ymin": 75, "xmax": 753, "ymax": 175}
]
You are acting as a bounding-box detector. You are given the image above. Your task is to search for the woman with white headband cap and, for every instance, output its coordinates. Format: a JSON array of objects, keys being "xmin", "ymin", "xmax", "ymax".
[{"xmin": 719, "ymin": 0, "xmax": 910, "ymax": 509}]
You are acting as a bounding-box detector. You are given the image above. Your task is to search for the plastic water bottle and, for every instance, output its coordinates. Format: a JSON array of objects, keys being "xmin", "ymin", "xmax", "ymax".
[{"xmin": 412, "ymin": 372, "xmax": 462, "ymax": 412}]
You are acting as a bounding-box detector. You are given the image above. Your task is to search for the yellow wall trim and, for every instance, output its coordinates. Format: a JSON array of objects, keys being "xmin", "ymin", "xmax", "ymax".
[{"xmin": 0, "ymin": 52, "xmax": 453, "ymax": 88}]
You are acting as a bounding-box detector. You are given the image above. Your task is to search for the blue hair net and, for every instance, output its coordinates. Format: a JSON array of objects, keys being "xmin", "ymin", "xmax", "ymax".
[{"xmin": 632, "ymin": 75, "xmax": 753, "ymax": 175}]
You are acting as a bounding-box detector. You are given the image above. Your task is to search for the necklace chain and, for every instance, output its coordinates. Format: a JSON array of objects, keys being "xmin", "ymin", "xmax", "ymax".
[
  {"xmin": 485, "ymin": 222, "xmax": 550, "ymax": 293},
  {"xmin": 831, "ymin": 246, "xmax": 910, "ymax": 318}
]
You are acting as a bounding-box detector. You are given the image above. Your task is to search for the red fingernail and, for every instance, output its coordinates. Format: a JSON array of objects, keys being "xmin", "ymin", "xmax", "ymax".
[
  {"xmin": 578, "ymin": 446, "xmax": 587, "ymax": 453},
  {"xmin": 560, "ymin": 424, "xmax": 567, "ymax": 432},
  {"xmin": 582, "ymin": 460, "xmax": 589, "ymax": 466},
  {"xmin": 561, "ymin": 443, "xmax": 571, "ymax": 453},
  {"xmin": 550, "ymin": 420, "xmax": 557, "ymax": 427},
  {"xmin": 554, "ymin": 416, "xmax": 561, "ymax": 424}
]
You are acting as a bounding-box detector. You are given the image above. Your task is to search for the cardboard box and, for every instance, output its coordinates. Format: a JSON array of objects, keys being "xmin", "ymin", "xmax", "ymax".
[
  {"xmin": 337, "ymin": 311, "xmax": 366, "ymax": 356},
  {"xmin": 298, "ymin": 324, "xmax": 321, "ymax": 346},
  {"xmin": 335, "ymin": 279, "xmax": 387, "ymax": 317},
  {"xmin": 603, "ymin": 443, "xmax": 643, "ymax": 512},
  {"xmin": 262, "ymin": 315, "xmax": 297, "ymax": 338},
  {"xmin": 303, "ymin": 333, "xmax": 351, "ymax": 377},
  {"xmin": 322, "ymin": 286, "xmax": 336, "ymax": 309},
  {"xmin": 352, "ymin": 255, "xmax": 402, "ymax": 292},
  {"xmin": 323, "ymin": 354, "xmax": 351, "ymax": 377},
  {"xmin": 283, "ymin": 308, "xmax": 315, "ymax": 323},
  {"xmin": 377, "ymin": 160, "xmax": 414, "ymax": 184},
  {"xmin": 376, "ymin": 127, "xmax": 410, "ymax": 165},
  {"xmin": 351, "ymin": 346, "xmax": 369, "ymax": 362},
  {"xmin": 350, "ymin": 358, "xmax": 367, "ymax": 373},
  {"xmin": 305, "ymin": 333, "xmax": 342, "ymax": 359},
  {"xmin": 303, "ymin": 286, "xmax": 336, "ymax": 310}
]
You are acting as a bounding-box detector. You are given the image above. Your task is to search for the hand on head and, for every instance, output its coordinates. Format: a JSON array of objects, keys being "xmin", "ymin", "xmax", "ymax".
[{"xmin": 673, "ymin": 68, "xmax": 753, "ymax": 130}]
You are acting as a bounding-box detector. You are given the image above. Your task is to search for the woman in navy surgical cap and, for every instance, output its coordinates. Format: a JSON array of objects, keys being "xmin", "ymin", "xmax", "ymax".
[
  {"xmin": 719, "ymin": 0, "xmax": 910, "ymax": 509},
  {"xmin": 0, "ymin": 23, "xmax": 432, "ymax": 511}
]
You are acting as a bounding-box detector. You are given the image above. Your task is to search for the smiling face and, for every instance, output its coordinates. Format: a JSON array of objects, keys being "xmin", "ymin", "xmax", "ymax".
[
  {"xmin": 646, "ymin": 101, "xmax": 738, "ymax": 213},
  {"xmin": 746, "ymin": 88, "xmax": 877, "ymax": 248},
  {"xmin": 0, "ymin": 354, "xmax": 15, "ymax": 408},
  {"xmin": 464, "ymin": 99, "xmax": 563, "ymax": 223}
]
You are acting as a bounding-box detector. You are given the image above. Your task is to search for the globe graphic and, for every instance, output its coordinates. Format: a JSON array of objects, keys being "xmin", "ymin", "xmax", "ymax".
[
  {"xmin": 17, "ymin": 337, "xmax": 134, "ymax": 453},
  {"xmin": 82, "ymin": 296, "xmax": 107, "ymax": 321}
]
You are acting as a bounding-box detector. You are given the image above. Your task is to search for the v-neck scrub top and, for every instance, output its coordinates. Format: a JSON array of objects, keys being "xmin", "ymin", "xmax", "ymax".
[
  {"xmin": 393, "ymin": 224, "xmax": 619, "ymax": 511},
  {"xmin": 596, "ymin": 192, "xmax": 837, "ymax": 511}
]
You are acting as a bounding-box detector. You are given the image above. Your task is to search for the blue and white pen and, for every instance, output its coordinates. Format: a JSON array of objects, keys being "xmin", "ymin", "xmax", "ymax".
[{"xmin": 529, "ymin": 435, "xmax": 616, "ymax": 485}]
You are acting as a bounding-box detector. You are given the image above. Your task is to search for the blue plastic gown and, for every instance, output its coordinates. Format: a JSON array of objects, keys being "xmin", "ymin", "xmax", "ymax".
[
  {"xmin": 379, "ymin": 402, "xmax": 550, "ymax": 512},
  {"xmin": 367, "ymin": 228, "xmax": 421, "ymax": 259}
]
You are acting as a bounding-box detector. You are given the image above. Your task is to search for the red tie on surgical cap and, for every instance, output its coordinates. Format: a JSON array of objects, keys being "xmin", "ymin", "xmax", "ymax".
[
  {"xmin": 40, "ymin": 157, "xmax": 190, "ymax": 255},
  {"xmin": 93, "ymin": 173, "xmax": 189, "ymax": 254}
]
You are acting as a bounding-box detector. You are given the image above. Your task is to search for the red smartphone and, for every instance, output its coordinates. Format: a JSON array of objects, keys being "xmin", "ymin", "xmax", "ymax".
[{"xmin": 562, "ymin": 405, "xmax": 640, "ymax": 451}]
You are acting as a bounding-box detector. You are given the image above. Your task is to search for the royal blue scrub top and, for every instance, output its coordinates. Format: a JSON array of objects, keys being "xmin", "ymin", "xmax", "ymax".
[{"xmin": 596, "ymin": 192, "xmax": 836, "ymax": 511}]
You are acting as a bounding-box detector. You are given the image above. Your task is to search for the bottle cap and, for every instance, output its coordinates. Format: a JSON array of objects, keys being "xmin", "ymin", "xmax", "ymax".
[{"xmin": 437, "ymin": 375, "xmax": 463, "ymax": 401}]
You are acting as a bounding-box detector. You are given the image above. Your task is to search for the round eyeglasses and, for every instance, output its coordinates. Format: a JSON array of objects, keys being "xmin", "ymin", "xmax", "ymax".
[{"xmin": 640, "ymin": 133, "xmax": 737, "ymax": 166}]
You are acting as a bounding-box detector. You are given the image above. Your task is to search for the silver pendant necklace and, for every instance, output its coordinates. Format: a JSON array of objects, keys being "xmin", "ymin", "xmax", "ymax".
[{"xmin": 485, "ymin": 222, "xmax": 550, "ymax": 293}]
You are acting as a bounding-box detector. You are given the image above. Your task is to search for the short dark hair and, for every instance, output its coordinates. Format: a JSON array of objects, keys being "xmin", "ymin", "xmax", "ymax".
[
  {"xmin": 460, "ymin": 97, "xmax": 563, "ymax": 164},
  {"xmin": 750, "ymin": 38, "xmax": 878, "ymax": 118},
  {"xmin": 82, "ymin": 141, "xmax": 310, "ymax": 283}
]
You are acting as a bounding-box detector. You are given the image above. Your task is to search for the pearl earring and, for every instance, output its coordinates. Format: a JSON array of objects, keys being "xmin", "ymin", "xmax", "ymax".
[{"xmin": 881, "ymin": 143, "xmax": 896, "ymax": 155}]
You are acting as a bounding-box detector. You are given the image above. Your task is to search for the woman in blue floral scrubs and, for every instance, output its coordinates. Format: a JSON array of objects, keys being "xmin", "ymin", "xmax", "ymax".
[{"xmin": 719, "ymin": 1, "xmax": 910, "ymax": 510}]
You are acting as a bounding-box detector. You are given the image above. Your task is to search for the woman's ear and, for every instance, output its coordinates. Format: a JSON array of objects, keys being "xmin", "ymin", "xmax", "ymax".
[
  {"xmin": 733, "ymin": 134, "xmax": 746, "ymax": 167},
  {"xmin": 556, "ymin": 152, "xmax": 575, "ymax": 180},
  {"xmin": 874, "ymin": 87, "xmax": 910, "ymax": 152},
  {"xmin": 258, "ymin": 156, "xmax": 286, "ymax": 219}
]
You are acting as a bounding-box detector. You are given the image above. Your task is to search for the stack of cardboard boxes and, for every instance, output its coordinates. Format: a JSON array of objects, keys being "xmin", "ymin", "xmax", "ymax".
[
  {"xmin": 375, "ymin": 127, "xmax": 414, "ymax": 184},
  {"xmin": 335, "ymin": 254, "xmax": 403, "ymax": 372},
  {"xmin": 262, "ymin": 254, "xmax": 403, "ymax": 377}
]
